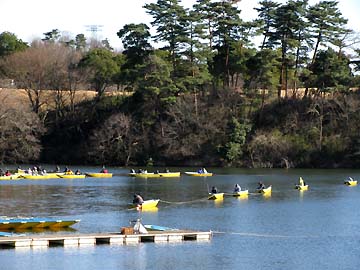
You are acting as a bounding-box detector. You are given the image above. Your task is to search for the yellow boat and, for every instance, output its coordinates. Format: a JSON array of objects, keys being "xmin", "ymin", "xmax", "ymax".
[
  {"xmin": 85, "ymin": 173, "xmax": 113, "ymax": 178},
  {"xmin": 133, "ymin": 173, "xmax": 161, "ymax": 178},
  {"xmin": 344, "ymin": 180, "xmax": 357, "ymax": 186},
  {"xmin": 130, "ymin": 199, "xmax": 160, "ymax": 210},
  {"xmin": 158, "ymin": 172, "xmax": 181, "ymax": 177},
  {"xmin": 59, "ymin": 174, "xmax": 86, "ymax": 179},
  {"xmin": 22, "ymin": 174, "xmax": 52, "ymax": 180},
  {"xmin": 257, "ymin": 185, "xmax": 272, "ymax": 194},
  {"xmin": 0, "ymin": 175, "xmax": 20, "ymax": 180},
  {"xmin": 295, "ymin": 184, "xmax": 309, "ymax": 191},
  {"xmin": 185, "ymin": 172, "xmax": 213, "ymax": 177},
  {"xmin": 208, "ymin": 193, "xmax": 224, "ymax": 200},
  {"xmin": 233, "ymin": 190, "xmax": 249, "ymax": 197}
]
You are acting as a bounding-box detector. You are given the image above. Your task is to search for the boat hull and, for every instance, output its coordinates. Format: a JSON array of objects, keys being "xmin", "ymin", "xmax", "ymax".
[
  {"xmin": 131, "ymin": 199, "xmax": 160, "ymax": 210},
  {"xmin": 257, "ymin": 186, "xmax": 272, "ymax": 194},
  {"xmin": 208, "ymin": 193, "xmax": 224, "ymax": 200},
  {"xmin": 59, "ymin": 174, "xmax": 86, "ymax": 179},
  {"xmin": 86, "ymin": 173, "xmax": 113, "ymax": 178},
  {"xmin": 185, "ymin": 172, "xmax": 213, "ymax": 177},
  {"xmin": 0, "ymin": 175, "xmax": 20, "ymax": 180},
  {"xmin": 344, "ymin": 180, "xmax": 357, "ymax": 186},
  {"xmin": 233, "ymin": 190, "xmax": 249, "ymax": 196},
  {"xmin": 159, "ymin": 172, "xmax": 181, "ymax": 177},
  {"xmin": 0, "ymin": 218, "xmax": 80, "ymax": 231},
  {"xmin": 295, "ymin": 185, "xmax": 309, "ymax": 191}
]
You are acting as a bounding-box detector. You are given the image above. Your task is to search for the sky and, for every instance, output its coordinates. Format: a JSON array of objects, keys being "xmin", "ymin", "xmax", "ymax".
[{"xmin": 0, "ymin": 0, "xmax": 359, "ymax": 50}]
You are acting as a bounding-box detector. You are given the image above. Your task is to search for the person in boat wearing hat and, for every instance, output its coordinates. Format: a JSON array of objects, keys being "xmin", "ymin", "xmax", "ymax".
[
  {"xmin": 234, "ymin": 184, "xmax": 241, "ymax": 192},
  {"xmin": 211, "ymin": 186, "xmax": 218, "ymax": 194},
  {"xmin": 257, "ymin": 182, "xmax": 266, "ymax": 190},
  {"xmin": 133, "ymin": 194, "xmax": 144, "ymax": 205},
  {"xmin": 100, "ymin": 166, "xmax": 108, "ymax": 173}
]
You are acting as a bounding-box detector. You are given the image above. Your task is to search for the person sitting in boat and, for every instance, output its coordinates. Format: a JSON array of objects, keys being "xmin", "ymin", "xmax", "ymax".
[
  {"xmin": 203, "ymin": 168, "xmax": 208, "ymax": 173},
  {"xmin": 211, "ymin": 186, "xmax": 218, "ymax": 194},
  {"xmin": 100, "ymin": 166, "xmax": 108, "ymax": 173},
  {"xmin": 130, "ymin": 169, "xmax": 135, "ymax": 174},
  {"xmin": 299, "ymin": 177, "xmax": 305, "ymax": 186},
  {"xmin": 66, "ymin": 169, "xmax": 74, "ymax": 175},
  {"xmin": 257, "ymin": 182, "xmax": 266, "ymax": 190},
  {"xmin": 155, "ymin": 170, "xmax": 160, "ymax": 174},
  {"xmin": 165, "ymin": 168, "xmax": 170, "ymax": 173},
  {"xmin": 75, "ymin": 169, "xmax": 81, "ymax": 175},
  {"xmin": 0, "ymin": 169, "xmax": 4, "ymax": 176},
  {"xmin": 55, "ymin": 165, "xmax": 61, "ymax": 173},
  {"xmin": 198, "ymin": 168, "xmax": 203, "ymax": 174},
  {"xmin": 133, "ymin": 194, "xmax": 144, "ymax": 205},
  {"xmin": 5, "ymin": 170, "xmax": 11, "ymax": 176},
  {"xmin": 234, "ymin": 184, "xmax": 241, "ymax": 192}
]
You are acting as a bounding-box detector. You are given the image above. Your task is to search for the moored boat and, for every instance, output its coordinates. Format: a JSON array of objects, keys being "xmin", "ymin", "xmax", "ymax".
[
  {"xmin": 185, "ymin": 172, "xmax": 213, "ymax": 177},
  {"xmin": 85, "ymin": 173, "xmax": 113, "ymax": 178},
  {"xmin": 233, "ymin": 190, "xmax": 249, "ymax": 197},
  {"xmin": 0, "ymin": 217, "xmax": 80, "ymax": 231},
  {"xmin": 208, "ymin": 193, "xmax": 224, "ymax": 200}
]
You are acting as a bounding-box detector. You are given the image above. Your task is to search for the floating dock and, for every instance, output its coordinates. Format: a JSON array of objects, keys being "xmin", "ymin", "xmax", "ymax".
[{"xmin": 0, "ymin": 230, "xmax": 212, "ymax": 249}]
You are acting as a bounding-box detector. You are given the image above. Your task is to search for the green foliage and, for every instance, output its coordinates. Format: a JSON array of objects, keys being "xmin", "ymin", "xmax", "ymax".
[
  {"xmin": 222, "ymin": 117, "xmax": 251, "ymax": 164},
  {"xmin": 0, "ymin": 31, "xmax": 28, "ymax": 57},
  {"xmin": 307, "ymin": 48, "xmax": 353, "ymax": 92},
  {"xmin": 79, "ymin": 48, "xmax": 120, "ymax": 97}
]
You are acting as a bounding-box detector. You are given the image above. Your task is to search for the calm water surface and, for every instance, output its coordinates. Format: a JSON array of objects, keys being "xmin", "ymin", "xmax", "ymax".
[{"xmin": 1, "ymin": 167, "xmax": 360, "ymax": 270}]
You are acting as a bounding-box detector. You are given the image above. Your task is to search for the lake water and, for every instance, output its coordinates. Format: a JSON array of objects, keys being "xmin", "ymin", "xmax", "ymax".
[{"xmin": 1, "ymin": 167, "xmax": 360, "ymax": 270}]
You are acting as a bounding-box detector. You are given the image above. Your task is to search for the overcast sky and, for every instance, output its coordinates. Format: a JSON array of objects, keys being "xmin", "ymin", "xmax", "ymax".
[{"xmin": 0, "ymin": 0, "xmax": 359, "ymax": 50}]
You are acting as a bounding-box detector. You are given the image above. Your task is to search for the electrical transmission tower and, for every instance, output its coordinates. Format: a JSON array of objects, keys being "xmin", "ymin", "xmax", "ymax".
[{"xmin": 85, "ymin": 24, "xmax": 104, "ymax": 39}]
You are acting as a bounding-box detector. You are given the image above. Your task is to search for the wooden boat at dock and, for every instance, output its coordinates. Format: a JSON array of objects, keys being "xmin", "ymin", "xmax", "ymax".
[{"xmin": 0, "ymin": 217, "xmax": 80, "ymax": 231}]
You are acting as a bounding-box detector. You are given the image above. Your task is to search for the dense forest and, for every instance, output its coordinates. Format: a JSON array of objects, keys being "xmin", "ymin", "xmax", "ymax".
[{"xmin": 0, "ymin": 0, "xmax": 360, "ymax": 168}]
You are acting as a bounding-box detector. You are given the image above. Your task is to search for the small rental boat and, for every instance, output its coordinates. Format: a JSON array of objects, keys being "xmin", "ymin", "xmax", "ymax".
[
  {"xmin": 131, "ymin": 199, "xmax": 160, "ymax": 210},
  {"xmin": 22, "ymin": 174, "xmax": 53, "ymax": 180},
  {"xmin": 295, "ymin": 184, "xmax": 309, "ymax": 191},
  {"xmin": 133, "ymin": 173, "xmax": 161, "ymax": 178},
  {"xmin": 185, "ymin": 172, "xmax": 213, "ymax": 177},
  {"xmin": 0, "ymin": 175, "xmax": 20, "ymax": 180},
  {"xmin": 0, "ymin": 217, "xmax": 80, "ymax": 231},
  {"xmin": 257, "ymin": 185, "xmax": 272, "ymax": 194},
  {"xmin": 85, "ymin": 173, "xmax": 113, "ymax": 178},
  {"xmin": 208, "ymin": 193, "xmax": 224, "ymax": 200},
  {"xmin": 144, "ymin": 224, "xmax": 178, "ymax": 231},
  {"xmin": 344, "ymin": 178, "xmax": 357, "ymax": 186},
  {"xmin": 233, "ymin": 190, "xmax": 249, "ymax": 197},
  {"xmin": 59, "ymin": 174, "xmax": 86, "ymax": 179},
  {"xmin": 158, "ymin": 172, "xmax": 181, "ymax": 177}
]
